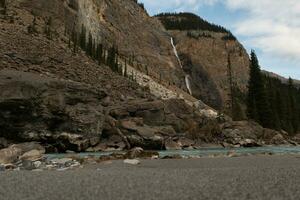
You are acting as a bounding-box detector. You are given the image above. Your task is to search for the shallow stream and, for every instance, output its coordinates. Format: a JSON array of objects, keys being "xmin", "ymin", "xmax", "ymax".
[{"xmin": 46, "ymin": 146, "xmax": 300, "ymax": 159}]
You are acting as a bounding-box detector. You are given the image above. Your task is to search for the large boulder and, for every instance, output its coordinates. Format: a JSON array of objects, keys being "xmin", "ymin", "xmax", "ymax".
[
  {"xmin": 220, "ymin": 121, "xmax": 264, "ymax": 147},
  {"xmin": 270, "ymin": 134, "xmax": 288, "ymax": 145},
  {"xmin": 0, "ymin": 70, "xmax": 106, "ymax": 152},
  {"xmin": 0, "ymin": 142, "xmax": 45, "ymax": 164}
]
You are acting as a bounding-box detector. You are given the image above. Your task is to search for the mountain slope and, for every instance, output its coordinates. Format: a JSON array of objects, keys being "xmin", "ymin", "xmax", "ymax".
[{"xmin": 0, "ymin": 0, "xmax": 298, "ymax": 151}]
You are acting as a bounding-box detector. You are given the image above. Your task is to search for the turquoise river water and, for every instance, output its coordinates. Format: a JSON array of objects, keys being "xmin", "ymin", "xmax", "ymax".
[{"xmin": 46, "ymin": 146, "xmax": 300, "ymax": 159}]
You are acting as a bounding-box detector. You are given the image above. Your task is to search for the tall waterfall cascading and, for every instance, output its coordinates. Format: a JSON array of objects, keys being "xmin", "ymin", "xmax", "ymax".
[
  {"xmin": 170, "ymin": 37, "xmax": 183, "ymax": 69},
  {"xmin": 170, "ymin": 37, "xmax": 192, "ymax": 95},
  {"xmin": 185, "ymin": 75, "xmax": 193, "ymax": 96}
]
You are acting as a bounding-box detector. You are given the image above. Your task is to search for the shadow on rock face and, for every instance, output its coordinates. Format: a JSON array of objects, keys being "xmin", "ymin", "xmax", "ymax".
[{"xmin": 180, "ymin": 54, "xmax": 223, "ymax": 110}]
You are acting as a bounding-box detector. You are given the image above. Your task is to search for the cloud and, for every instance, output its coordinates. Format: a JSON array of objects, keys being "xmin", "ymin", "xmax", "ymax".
[
  {"xmin": 225, "ymin": 0, "xmax": 300, "ymax": 64},
  {"xmin": 138, "ymin": 0, "xmax": 218, "ymax": 14}
]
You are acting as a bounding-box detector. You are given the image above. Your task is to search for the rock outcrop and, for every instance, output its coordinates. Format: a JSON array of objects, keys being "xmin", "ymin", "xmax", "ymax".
[{"xmin": 0, "ymin": 70, "xmax": 107, "ymax": 152}]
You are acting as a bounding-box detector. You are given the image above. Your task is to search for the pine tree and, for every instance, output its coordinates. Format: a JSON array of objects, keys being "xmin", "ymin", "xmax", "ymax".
[
  {"xmin": 288, "ymin": 78, "xmax": 299, "ymax": 133},
  {"xmin": 96, "ymin": 43, "xmax": 103, "ymax": 64},
  {"xmin": 0, "ymin": 0, "xmax": 6, "ymax": 15},
  {"xmin": 247, "ymin": 51, "xmax": 273, "ymax": 128},
  {"xmin": 86, "ymin": 32, "xmax": 93, "ymax": 57},
  {"xmin": 72, "ymin": 31, "xmax": 78, "ymax": 53},
  {"xmin": 79, "ymin": 25, "xmax": 86, "ymax": 51},
  {"xmin": 44, "ymin": 17, "xmax": 53, "ymax": 40},
  {"xmin": 124, "ymin": 59, "xmax": 128, "ymax": 77}
]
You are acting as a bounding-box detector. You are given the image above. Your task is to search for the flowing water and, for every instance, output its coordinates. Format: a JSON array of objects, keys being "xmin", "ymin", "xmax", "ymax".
[
  {"xmin": 170, "ymin": 37, "xmax": 183, "ymax": 69},
  {"xmin": 46, "ymin": 146, "xmax": 300, "ymax": 159},
  {"xmin": 185, "ymin": 75, "xmax": 193, "ymax": 96},
  {"xmin": 170, "ymin": 37, "xmax": 193, "ymax": 95}
]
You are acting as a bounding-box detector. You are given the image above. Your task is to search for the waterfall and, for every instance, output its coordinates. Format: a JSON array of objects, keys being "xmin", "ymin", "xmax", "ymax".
[
  {"xmin": 170, "ymin": 37, "xmax": 183, "ymax": 69},
  {"xmin": 170, "ymin": 37, "xmax": 192, "ymax": 95},
  {"xmin": 185, "ymin": 75, "xmax": 193, "ymax": 96}
]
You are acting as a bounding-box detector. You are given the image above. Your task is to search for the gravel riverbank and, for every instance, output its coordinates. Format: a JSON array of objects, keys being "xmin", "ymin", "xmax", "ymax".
[{"xmin": 0, "ymin": 155, "xmax": 299, "ymax": 200}]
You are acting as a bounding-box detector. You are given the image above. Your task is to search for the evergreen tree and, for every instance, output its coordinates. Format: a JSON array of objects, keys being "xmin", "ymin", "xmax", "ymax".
[
  {"xmin": 124, "ymin": 59, "xmax": 128, "ymax": 77},
  {"xmin": 86, "ymin": 32, "xmax": 93, "ymax": 57},
  {"xmin": 0, "ymin": 0, "xmax": 7, "ymax": 15},
  {"xmin": 79, "ymin": 25, "xmax": 86, "ymax": 51},
  {"xmin": 247, "ymin": 51, "xmax": 273, "ymax": 128},
  {"xmin": 44, "ymin": 17, "xmax": 53, "ymax": 40},
  {"xmin": 96, "ymin": 43, "xmax": 103, "ymax": 64}
]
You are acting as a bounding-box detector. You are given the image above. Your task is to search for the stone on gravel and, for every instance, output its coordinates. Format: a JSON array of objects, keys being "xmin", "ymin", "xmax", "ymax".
[
  {"xmin": 123, "ymin": 159, "xmax": 140, "ymax": 165},
  {"xmin": 51, "ymin": 158, "xmax": 73, "ymax": 165}
]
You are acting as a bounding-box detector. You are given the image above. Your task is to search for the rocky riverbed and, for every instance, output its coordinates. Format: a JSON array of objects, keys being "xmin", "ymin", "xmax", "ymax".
[{"xmin": 1, "ymin": 142, "xmax": 300, "ymax": 172}]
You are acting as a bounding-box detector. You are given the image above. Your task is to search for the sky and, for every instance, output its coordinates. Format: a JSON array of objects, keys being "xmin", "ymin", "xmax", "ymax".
[{"xmin": 138, "ymin": 0, "xmax": 300, "ymax": 80}]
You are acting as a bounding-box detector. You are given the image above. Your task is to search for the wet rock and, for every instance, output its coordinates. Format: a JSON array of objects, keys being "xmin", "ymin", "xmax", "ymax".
[
  {"xmin": 123, "ymin": 159, "xmax": 140, "ymax": 165},
  {"xmin": 178, "ymin": 137, "xmax": 195, "ymax": 148},
  {"xmin": 57, "ymin": 133, "xmax": 90, "ymax": 152},
  {"xmin": 124, "ymin": 147, "xmax": 159, "ymax": 159},
  {"xmin": 161, "ymin": 154, "xmax": 183, "ymax": 159},
  {"xmin": 239, "ymin": 139, "xmax": 261, "ymax": 147},
  {"xmin": 165, "ymin": 139, "xmax": 181, "ymax": 150}
]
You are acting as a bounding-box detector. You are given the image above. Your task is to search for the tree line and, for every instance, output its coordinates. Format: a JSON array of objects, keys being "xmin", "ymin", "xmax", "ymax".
[
  {"xmin": 67, "ymin": 24, "xmax": 141, "ymax": 81},
  {"xmin": 247, "ymin": 51, "xmax": 300, "ymax": 135},
  {"xmin": 156, "ymin": 12, "xmax": 235, "ymax": 40}
]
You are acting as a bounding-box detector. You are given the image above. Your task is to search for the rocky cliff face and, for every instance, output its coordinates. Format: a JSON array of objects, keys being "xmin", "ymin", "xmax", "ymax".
[
  {"xmin": 20, "ymin": 0, "xmax": 186, "ymax": 87},
  {"xmin": 168, "ymin": 30, "xmax": 250, "ymax": 112},
  {"xmin": 16, "ymin": 0, "xmax": 251, "ymax": 114}
]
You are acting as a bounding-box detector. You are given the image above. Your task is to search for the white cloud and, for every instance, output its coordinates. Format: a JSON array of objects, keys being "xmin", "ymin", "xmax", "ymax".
[
  {"xmin": 225, "ymin": 0, "xmax": 300, "ymax": 64},
  {"xmin": 139, "ymin": 0, "xmax": 218, "ymax": 14}
]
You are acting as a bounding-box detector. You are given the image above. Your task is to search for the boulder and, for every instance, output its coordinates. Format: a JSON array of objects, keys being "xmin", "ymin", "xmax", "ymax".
[
  {"xmin": 57, "ymin": 133, "xmax": 90, "ymax": 152},
  {"xmin": 293, "ymin": 134, "xmax": 300, "ymax": 143},
  {"xmin": 270, "ymin": 134, "xmax": 287, "ymax": 145},
  {"xmin": 123, "ymin": 159, "xmax": 140, "ymax": 165},
  {"xmin": 125, "ymin": 147, "xmax": 144, "ymax": 159},
  {"xmin": 124, "ymin": 147, "xmax": 159, "ymax": 159},
  {"xmin": 0, "ymin": 145, "xmax": 22, "ymax": 164},
  {"xmin": 19, "ymin": 149, "xmax": 44, "ymax": 161},
  {"xmin": 178, "ymin": 137, "xmax": 195, "ymax": 148},
  {"xmin": 164, "ymin": 139, "xmax": 181, "ymax": 150},
  {"xmin": 0, "ymin": 142, "xmax": 45, "ymax": 164}
]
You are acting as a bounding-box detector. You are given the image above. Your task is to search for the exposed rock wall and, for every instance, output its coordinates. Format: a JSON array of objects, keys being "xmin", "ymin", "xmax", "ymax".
[{"xmin": 168, "ymin": 30, "xmax": 250, "ymax": 111}]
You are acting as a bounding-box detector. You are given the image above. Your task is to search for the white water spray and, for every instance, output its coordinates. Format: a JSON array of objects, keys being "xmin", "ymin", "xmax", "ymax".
[
  {"xmin": 170, "ymin": 37, "xmax": 192, "ymax": 95},
  {"xmin": 171, "ymin": 37, "xmax": 183, "ymax": 69},
  {"xmin": 185, "ymin": 75, "xmax": 193, "ymax": 96}
]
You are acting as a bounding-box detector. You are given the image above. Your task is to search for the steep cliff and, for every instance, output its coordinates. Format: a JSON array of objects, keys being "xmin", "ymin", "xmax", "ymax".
[
  {"xmin": 156, "ymin": 13, "xmax": 250, "ymax": 115},
  {"xmin": 15, "ymin": 0, "xmax": 251, "ymax": 115}
]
